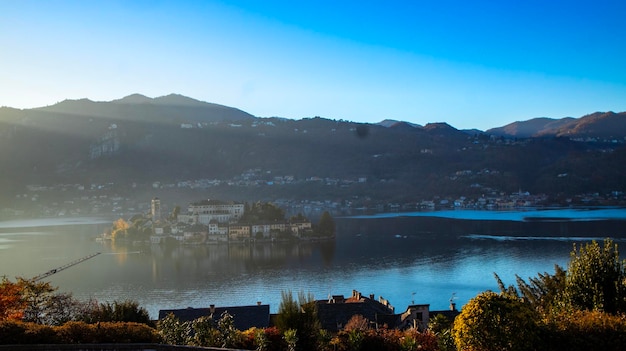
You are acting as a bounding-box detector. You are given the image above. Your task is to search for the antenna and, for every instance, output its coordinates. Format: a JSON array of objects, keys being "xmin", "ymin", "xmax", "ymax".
[
  {"xmin": 449, "ymin": 292, "xmax": 458, "ymax": 311},
  {"xmin": 449, "ymin": 292, "xmax": 457, "ymax": 303}
]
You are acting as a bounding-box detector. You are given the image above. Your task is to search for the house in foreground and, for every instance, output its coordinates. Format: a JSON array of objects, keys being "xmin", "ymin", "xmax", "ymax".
[
  {"xmin": 315, "ymin": 290, "xmax": 458, "ymax": 331},
  {"xmin": 158, "ymin": 290, "xmax": 458, "ymax": 332}
]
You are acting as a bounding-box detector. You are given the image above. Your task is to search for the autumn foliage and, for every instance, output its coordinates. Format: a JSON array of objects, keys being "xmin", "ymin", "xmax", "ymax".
[{"xmin": 0, "ymin": 277, "xmax": 26, "ymax": 320}]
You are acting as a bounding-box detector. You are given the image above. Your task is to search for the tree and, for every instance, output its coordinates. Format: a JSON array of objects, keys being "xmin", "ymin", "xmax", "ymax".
[
  {"xmin": 37, "ymin": 293, "xmax": 96, "ymax": 326},
  {"xmin": 429, "ymin": 314, "xmax": 455, "ymax": 351},
  {"xmin": 564, "ymin": 238, "xmax": 626, "ymax": 314},
  {"xmin": 290, "ymin": 213, "xmax": 308, "ymax": 222},
  {"xmin": 275, "ymin": 290, "xmax": 300, "ymax": 333},
  {"xmin": 190, "ymin": 315, "xmax": 219, "ymax": 347},
  {"xmin": 495, "ymin": 265, "xmax": 567, "ymax": 316},
  {"xmin": 157, "ymin": 313, "xmax": 190, "ymax": 345},
  {"xmin": 344, "ymin": 314, "xmax": 370, "ymax": 331},
  {"xmin": 316, "ymin": 211, "xmax": 335, "ymax": 237},
  {"xmin": 0, "ymin": 277, "xmax": 26, "ymax": 320},
  {"xmin": 110, "ymin": 218, "xmax": 130, "ymax": 240},
  {"xmin": 19, "ymin": 278, "xmax": 57, "ymax": 324},
  {"xmin": 242, "ymin": 202, "xmax": 286, "ymax": 222},
  {"xmin": 217, "ymin": 311, "xmax": 243, "ymax": 348},
  {"xmin": 275, "ymin": 290, "xmax": 321, "ymax": 351},
  {"xmin": 88, "ymin": 300, "xmax": 151, "ymax": 325},
  {"xmin": 169, "ymin": 205, "xmax": 181, "ymax": 221},
  {"xmin": 452, "ymin": 291, "xmax": 539, "ymax": 351}
]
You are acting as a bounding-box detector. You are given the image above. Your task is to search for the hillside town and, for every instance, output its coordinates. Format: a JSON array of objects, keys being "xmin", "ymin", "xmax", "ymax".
[{"xmin": 3, "ymin": 167, "xmax": 626, "ymax": 221}]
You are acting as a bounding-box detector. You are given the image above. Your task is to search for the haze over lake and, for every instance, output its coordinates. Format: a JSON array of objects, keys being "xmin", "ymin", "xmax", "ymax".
[{"xmin": 1, "ymin": 209, "xmax": 625, "ymax": 319}]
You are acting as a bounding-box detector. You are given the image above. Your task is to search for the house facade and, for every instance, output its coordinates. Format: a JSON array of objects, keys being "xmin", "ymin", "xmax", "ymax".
[{"xmin": 178, "ymin": 199, "xmax": 244, "ymax": 225}]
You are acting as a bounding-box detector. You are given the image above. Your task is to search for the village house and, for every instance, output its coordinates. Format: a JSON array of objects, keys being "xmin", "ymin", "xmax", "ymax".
[
  {"xmin": 290, "ymin": 220, "xmax": 312, "ymax": 237},
  {"xmin": 158, "ymin": 290, "xmax": 459, "ymax": 333},
  {"xmin": 251, "ymin": 223, "xmax": 272, "ymax": 239},
  {"xmin": 206, "ymin": 220, "xmax": 228, "ymax": 243},
  {"xmin": 228, "ymin": 224, "xmax": 251, "ymax": 242},
  {"xmin": 315, "ymin": 290, "xmax": 459, "ymax": 331}
]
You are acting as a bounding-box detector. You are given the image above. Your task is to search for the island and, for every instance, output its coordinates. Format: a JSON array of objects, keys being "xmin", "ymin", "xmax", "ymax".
[{"xmin": 103, "ymin": 197, "xmax": 335, "ymax": 244}]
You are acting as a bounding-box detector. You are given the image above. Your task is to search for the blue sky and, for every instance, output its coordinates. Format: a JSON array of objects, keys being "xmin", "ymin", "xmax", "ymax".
[{"xmin": 1, "ymin": 0, "xmax": 625, "ymax": 130}]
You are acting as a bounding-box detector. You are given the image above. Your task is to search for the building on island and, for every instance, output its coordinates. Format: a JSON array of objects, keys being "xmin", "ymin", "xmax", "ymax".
[
  {"xmin": 177, "ymin": 199, "xmax": 244, "ymax": 225},
  {"xmin": 151, "ymin": 197, "xmax": 161, "ymax": 223},
  {"xmin": 150, "ymin": 198, "xmax": 319, "ymax": 244}
]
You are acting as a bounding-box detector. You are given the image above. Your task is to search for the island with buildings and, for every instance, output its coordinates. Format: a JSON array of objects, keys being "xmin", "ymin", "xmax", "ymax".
[{"xmin": 102, "ymin": 197, "xmax": 335, "ymax": 245}]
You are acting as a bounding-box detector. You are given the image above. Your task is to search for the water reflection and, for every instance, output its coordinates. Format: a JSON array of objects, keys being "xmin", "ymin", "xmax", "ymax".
[{"xmin": 1, "ymin": 214, "xmax": 624, "ymax": 319}]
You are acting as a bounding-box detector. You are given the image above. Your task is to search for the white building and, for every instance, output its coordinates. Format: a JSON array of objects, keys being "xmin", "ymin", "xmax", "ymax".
[{"xmin": 178, "ymin": 199, "xmax": 244, "ymax": 225}]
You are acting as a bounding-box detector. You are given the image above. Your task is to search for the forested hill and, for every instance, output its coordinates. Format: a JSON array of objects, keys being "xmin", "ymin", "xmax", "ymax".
[
  {"xmin": 1, "ymin": 94, "xmax": 625, "ymax": 205},
  {"xmin": 487, "ymin": 111, "xmax": 626, "ymax": 138}
]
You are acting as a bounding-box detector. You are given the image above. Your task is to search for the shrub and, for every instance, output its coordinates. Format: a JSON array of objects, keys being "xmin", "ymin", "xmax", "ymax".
[
  {"xmin": 344, "ymin": 314, "xmax": 371, "ymax": 331},
  {"xmin": 539, "ymin": 310, "xmax": 626, "ymax": 351},
  {"xmin": 0, "ymin": 320, "xmax": 27, "ymax": 344},
  {"xmin": 157, "ymin": 312, "xmax": 190, "ymax": 345},
  {"xmin": 564, "ymin": 239, "xmax": 626, "ymax": 314},
  {"xmin": 54, "ymin": 321, "xmax": 159, "ymax": 344},
  {"xmin": 55, "ymin": 321, "xmax": 97, "ymax": 343},
  {"xmin": 452, "ymin": 291, "xmax": 539, "ymax": 351}
]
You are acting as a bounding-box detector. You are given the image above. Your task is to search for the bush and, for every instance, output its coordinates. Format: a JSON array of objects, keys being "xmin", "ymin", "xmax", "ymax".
[
  {"xmin": 0, "ymin": 320, "xmax": 27, "ymax": 344},
  {"xmin": 328, "ymin": 328, "xmax": 440, "ymax": 351},
  {"xmin": 564, "ymin": 239, "xmax": 626, "ymax": 314},
  {"xmin": 87, "ymin": 300, "xmax": 152, "ymax": 325},
  {"xmin": 0, "ymin": 320, "xmax": 57, "ymax": 344},
  {"xmin": 52, "ymin": 321, "xmax": 159, "ymax": 344},
  {"xmin": 55, "ymin": 321, "xmax": 97, "ymax": 343},
  {"xmin": 539, "ymin": 310, "xmax": 626, "ymax": 351},
  {"xmin": 452, "ymin": 291, "xmax": 539, "ymax": 351}
]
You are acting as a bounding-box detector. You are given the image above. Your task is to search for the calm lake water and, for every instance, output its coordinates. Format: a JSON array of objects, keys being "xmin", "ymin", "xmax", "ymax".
[{"xmin": 1, "ymin": 209, "xmax": 625, "ymax": 319}]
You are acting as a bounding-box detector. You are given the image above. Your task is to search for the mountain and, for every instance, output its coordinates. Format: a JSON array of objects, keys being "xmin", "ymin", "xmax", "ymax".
[
  {"xmin": 377, "ymin": 119, "xmax": 421, "ymax": 128},
  {"xmin": 1, "ymin": 95, "xmax": 625, "ymax": 209},
  {"xmin": 34, "ymin": 93, "xmax": 254, "ymax": 125},
  {"xmin": 553, "ymin": 112, "xmax": 626, "ymax": 138},
  {"xmin": 487, "ymin": 112, "xmax": 626, "ymax": 139}
]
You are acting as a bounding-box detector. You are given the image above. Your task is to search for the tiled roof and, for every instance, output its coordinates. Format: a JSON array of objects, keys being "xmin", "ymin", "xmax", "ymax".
[{"xmin": 315, "ymin": 294, "xmax": 399, "ymax": 332}]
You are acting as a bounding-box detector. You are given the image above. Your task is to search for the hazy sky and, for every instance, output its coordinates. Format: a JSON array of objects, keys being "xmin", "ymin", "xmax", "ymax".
[{"xmin": 1, "ymin": 0, "xmax": 625, "ymax": 130}]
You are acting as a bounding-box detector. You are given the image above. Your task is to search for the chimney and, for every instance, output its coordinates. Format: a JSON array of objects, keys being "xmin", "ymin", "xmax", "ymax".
[
  {"xmin": 450, "ymin": 302, "xmax": 457, "ymax": 311},
  {"xmin": 369, "ymin": 294, "xmax": 375, "ymax": 300},
  {"xmin": 210, "ymin": 304, "xmax": 215, "ymax": 315},
  {"xmin": 257, "ymin": 301, "xmax": 262, "ymax": 306}
]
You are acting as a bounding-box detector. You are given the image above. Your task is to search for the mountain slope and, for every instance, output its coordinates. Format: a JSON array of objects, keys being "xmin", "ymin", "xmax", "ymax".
[
  {"xmin": 35, "ymin": 94, "xmax": 254, "ymax": 125},
  {"xmin": 488, "ymin": 112, "xmax": 626, "ymax": 139},
  {"xmin": 0, "ymin": 95, "xmax": 625, "ymax": 207},
  {"xmin": 487, "ymin": 117, "xmax": 576, "ymax": 137}
]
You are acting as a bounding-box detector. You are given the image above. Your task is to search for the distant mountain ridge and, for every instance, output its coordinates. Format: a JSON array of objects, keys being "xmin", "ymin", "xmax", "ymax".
[
  {"xmin": 487, "ymin": 112, "xmax": 626, "ymax": 139},
  {"xmin": 33, "ymin": 93, "xmax": 254, "ymax": 124},
  {"xmin": 0, "ymin": 93, "xmax": 625, "ymax": 207}
]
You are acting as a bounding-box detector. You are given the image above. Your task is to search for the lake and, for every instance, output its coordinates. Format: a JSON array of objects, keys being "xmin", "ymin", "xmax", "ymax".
[{"xmin": 1, "ymin": 208, "xmax": 625, "ymax": 319}]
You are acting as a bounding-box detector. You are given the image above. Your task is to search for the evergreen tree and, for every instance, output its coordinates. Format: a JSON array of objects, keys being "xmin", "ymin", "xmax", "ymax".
[
  {"xmin": 275, "ymin": 290, "xmax": 320, "ymax": 351},
  {"xmin": 317, "ymin": 211, "xmax": 335, "ymax": 237}
]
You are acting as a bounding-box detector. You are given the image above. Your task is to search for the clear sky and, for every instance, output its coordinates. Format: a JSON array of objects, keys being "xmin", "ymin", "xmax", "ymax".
[{"xmin": 1, "ymin": 0, "xmax": 625, "ymax": 130}]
